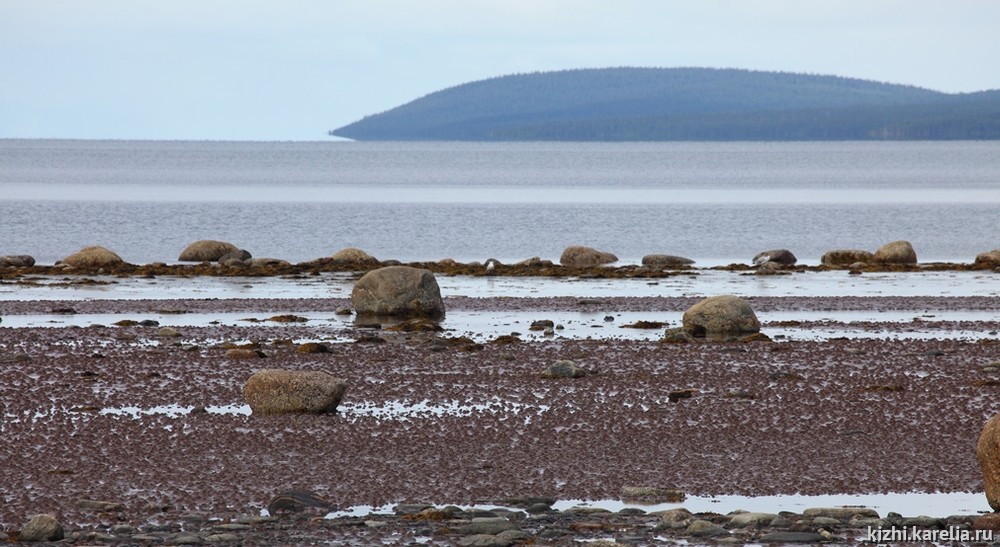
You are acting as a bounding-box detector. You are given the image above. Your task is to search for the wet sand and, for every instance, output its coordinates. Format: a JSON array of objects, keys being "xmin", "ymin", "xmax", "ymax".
[{"xmin": 2, "ymin": 267, "xmax": 1000, "ymax": 544}]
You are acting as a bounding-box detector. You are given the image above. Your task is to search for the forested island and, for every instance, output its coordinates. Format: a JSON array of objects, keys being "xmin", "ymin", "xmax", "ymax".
[{"xmin": 329, "ymin": 67, "xmax": 1000, "ymax": 141}]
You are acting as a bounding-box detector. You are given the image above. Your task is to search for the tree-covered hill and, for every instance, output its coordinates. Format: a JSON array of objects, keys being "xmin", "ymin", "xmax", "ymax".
[{"xmin": 329, "ymin": 67, "xmax": 1000, "ymax": 141}]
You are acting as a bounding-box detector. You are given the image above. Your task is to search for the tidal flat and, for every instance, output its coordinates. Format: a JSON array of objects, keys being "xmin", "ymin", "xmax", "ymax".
[{"xmin": 2, "ymin": 266, "xmax": 999, "ymax": 544}]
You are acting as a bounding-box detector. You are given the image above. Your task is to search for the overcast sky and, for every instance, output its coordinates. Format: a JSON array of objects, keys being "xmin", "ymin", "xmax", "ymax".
[{"xmin": 2, "ymin": 0, "xmax": 998, "ymax": 141}]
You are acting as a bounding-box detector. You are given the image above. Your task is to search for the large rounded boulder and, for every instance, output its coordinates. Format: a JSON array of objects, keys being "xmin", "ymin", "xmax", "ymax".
[
  {"xmin": 642, "ymin": 254, "xmax": 695, "ymax": 268},
  {"xmin": 979, "ymin": 412, "xmax": 1000, "ymax": 511},
  {"xmin": 351, "ymin": 266, "xmax": 445, "ymax": 318},
  {"xmin": 682, "ymin": 295, "xmax": 760, "ymax": 338},
  {"xmin": 178, "ymin": 240, "xmax": 239, "ymax": 262},
  {"xmin": 60, "ymin": 246, "xmax": 125, "ymax": 268},
  {"xmin": 560, "ymin": 245, "xmax": 618, "ymax": 267},
  {"xmin": 330, "ymin": 247, "xmax": 379, "ymax": 267},
  {"xmin": 19, "ymin": 514, "xmax": 64, "ymax": 542},
  {"xmin": 873, "ymin": 240, "xmax": 917, "ymax": 264},
  {"xmin": 243, "ymin": 369, "xmax": 347, "ymax": 415},
  {"xmin": 975, "ymin": 250, "xmax": 1000, "ymax": 266},
  {"xmin": 0, "ymin": 255, "xmax": 35, "ymax": 268},
  {"xmin": 753, "ymin": 249, "xmax": 797, "ymax": 266},
  {"xmin": 821, "ymin": 249, "xmax": 874, "ymax": 266}
]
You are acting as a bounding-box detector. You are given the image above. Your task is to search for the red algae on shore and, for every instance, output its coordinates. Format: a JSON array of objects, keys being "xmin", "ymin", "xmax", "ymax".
[{"xmin": 2, "ymin": 315, "xmax": 997, "ymax": 531}]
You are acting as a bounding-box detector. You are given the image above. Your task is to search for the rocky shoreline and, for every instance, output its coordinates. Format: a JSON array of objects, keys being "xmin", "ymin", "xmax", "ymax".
[
  {"xmin": 3, "ymin": 264, "xmax": 1000, "ymax": 544},
  {"xmin": 5, "ymin": 500, "xmax": 993, "ymax": 545}
]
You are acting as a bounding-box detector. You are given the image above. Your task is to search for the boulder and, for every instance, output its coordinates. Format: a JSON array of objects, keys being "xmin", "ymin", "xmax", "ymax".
[
  {"xmin": 753, "ymin": 249, "xmax": 796, "ymax": 266},
  {"xmin": 0, "ymin": 255, "xmax": 35, "ymax": 267},
  {"xmin": 19, "ymin": 514, "xmax": 64, "ymax": 542},
  {"xmin": 60, "ymin": 246, "xmax": 125, "ymax": 268},
  {"xmin": 978, "ymin": 412, "xmax": 1000, "ymax": 511},
  {"xmin": 247, "ymin": 258, "xmax": 291, "ymax": 268},
  {"xmin": 755, "ymin": 261, "xmax": 787, "ymax": 275},
  {"xmin": 975, "ymin": 250, "xmax": 1000, "ymax": 266},
  {"xmin": 330, "ymin": 247, "xmax": 379, "ymax": 267},
  {"xmin": 821, "ymin": 249, "xmax": 874, "ymax": 266},
  {"xmin": 661, "ymin": 328, "xmax": 694, "ymax": 344},
  {"xmin": 540, "ymin": 360, "xmax": 588, "ymax": 379},
  {"xmin": 243, "ymin": 369, "xmax": 347, "ymax": 415},
  {"xmin": 178, "ymin": 240, "xmax": 239, "ymax": 262},
  {"xmin": 802, "ymin": 507, "xmax": 879, "ymax": 519},
  {"xmin": 729, "ymin": 512, "xmax": 779, "ymax": 527},
  {"xmin": 682, "ymin": 295, "xmax": 760, "ymax": 338},
  {"xmin": 559, "ymin": 245, "xmax": 618, "ymax": 267},
  {"xmin": 642, "ymin": 254, "xmax": 695, "ymax": 267},
  {"xmin": 516, "ymin": 256, "xmax": 553, "ymax": 267},
  {"xmin": 218, "ymin": 249, "xmax": 252, "ymax": 263},
  {"xmin": 351, "ymin": 266, "xmax": 445, "ymax": 318},
  {"xmin": 873, "ymin": 240, "xmax": 917, "ymax": 264},
  {"xmin": 686, "ymin": 519, "xmax": 727, "ymax": 537}
]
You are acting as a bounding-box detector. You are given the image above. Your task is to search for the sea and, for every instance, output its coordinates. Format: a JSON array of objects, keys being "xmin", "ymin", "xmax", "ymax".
[{"xmin": 1, "ymin": 139, "xmax": 998, "ymax": 266}]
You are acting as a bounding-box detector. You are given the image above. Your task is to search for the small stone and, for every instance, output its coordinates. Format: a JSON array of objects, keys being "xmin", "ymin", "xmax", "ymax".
[
  {"xmin": 458, "ymin": 517, "xmax": 516, "ymax": 535},
  {"xmin": 659, "ymin": 508, "xmax": 693, "ymax": 528},
  {"xmin": 205, "ymin": 533, "xmax": 241, "ymax": 543},
  {"xmin": 169, "ymin": 532, "xmax": 205, "ymax": 545},
  {"xmin": 157, "ymin": 326, "xmax": 182, "ymax": 337},
  {"xmin": 685, "ymin": 519, "xmax": 727, "ymax": 537},
  {"xmin": 803, "ymin": 507, "xmax": 879, "ymax": 519},
  {"xmin": 76, "ymin": 499, "xmax": 126, "ymax": 512},
  {"xmin": 901, "ymin": 515, "xmax": 944, "ymax": 528},
  {"xmin": 496, "ymin": 529, "xmax": 530, "ymax": 542},
  {"xmin": 620, "ymin": 486, "xmax": 685, "ymax": 503},
  {"xmin": 268, "ymin": 314, "xmax": 308, "ymax": 323},
  {"xmin": 19, "ymin": 514, "xmax": 64, "ymax": 542},
  {"xmin": 213, "ymin": 523, "xmax": 251, "ymax": 531},
  {"xmin": 529, "ymin": 319, "xmax": 554, "ymax": 330},
  {"xmin": 973, "ymin": 512, "xmax": 1000, "ymax": 531},
  {"xmin": 668, "ymin": 388, "xmax": 698, "ymax": 402},
  {"xmin": 394, "ymin": 503, "xmax": 433, "ymax": 515},
  {"xmin": 728, "ymin": 511, "xmax": 778, "ymax": 527},
  {"xmin": 296, "ymin": 342, "xmax": 330, "ymax": 354},
  {"xmin": 563, "ymin": 506, "xmax": 611, "ymax": 515},
  {"xmin": 457, "ymin": 534, "xmax": 512, "ymax": 547},
  {"xmin": 758, "ymin": 531, "xmax": 826, "ymax": 543},
  {"xmin": 526, "ymin": 502, "xmax": 554, "ymax": 514},
  {"xmin": 541, "ymin": 360, "xmax": 588, "ymax": 379}
]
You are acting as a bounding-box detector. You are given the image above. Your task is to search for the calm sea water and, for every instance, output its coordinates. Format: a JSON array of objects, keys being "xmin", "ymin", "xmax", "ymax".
[{"xmin": 1, "ymin": 139, "xmax": 998, "ymax": 266}]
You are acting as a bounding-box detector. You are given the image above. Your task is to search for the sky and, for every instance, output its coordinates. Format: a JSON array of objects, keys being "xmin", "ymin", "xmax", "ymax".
[{"xmin": 2, "ymin": 0, "xmax": 999, "ymax": 141}]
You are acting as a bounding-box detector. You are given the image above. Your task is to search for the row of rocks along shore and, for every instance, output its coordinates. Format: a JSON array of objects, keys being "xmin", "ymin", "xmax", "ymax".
[
  {"xmin": 10, "ymin": 498, "xmax": 995, "ymax": 545},
  {"xmin": 3, "ymin": 239, "xmax": 1000, "ymax": 276}
]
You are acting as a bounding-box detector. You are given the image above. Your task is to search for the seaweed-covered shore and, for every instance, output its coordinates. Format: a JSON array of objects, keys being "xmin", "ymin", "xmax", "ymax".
[{"xmin": 2, "ymin": 266, "xmax": 999, "ymax": 544}]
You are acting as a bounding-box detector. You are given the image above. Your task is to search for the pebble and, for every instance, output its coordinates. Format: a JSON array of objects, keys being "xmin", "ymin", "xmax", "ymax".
[
  {"xmin": 458, "ymin": 517, "xmax": 516, "ymax": 535},
  {"xmin": 457, "ymin": 534, "xmax": 512, "ymax": 547},
  {"xmin": 728, "ymin": 511, "xmax": 779, "ymax": 526},
  {"xmin": 686, "ymin": 519, "xmax": 728, "ymax": 537}
]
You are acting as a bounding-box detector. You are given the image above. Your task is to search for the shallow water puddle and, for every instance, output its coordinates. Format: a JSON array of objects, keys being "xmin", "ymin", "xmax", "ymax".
[
  {"xmin": 97, "ymin": 398, "xmax": 551, "ymax": 423},
  {"xmin": 3, "ymin": 270, "xmax": 1000, "ymax": 301},
  {"xmin": 3, "ymin": 308, "xmax": 997, "ymax": 342},
  {"xmin": 317, "ymin": 491, "xmax": 989, "ymax": 520},
  {"xmin": 550, "ymin": 491, "xmax": 990, "ymax": 517}
]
